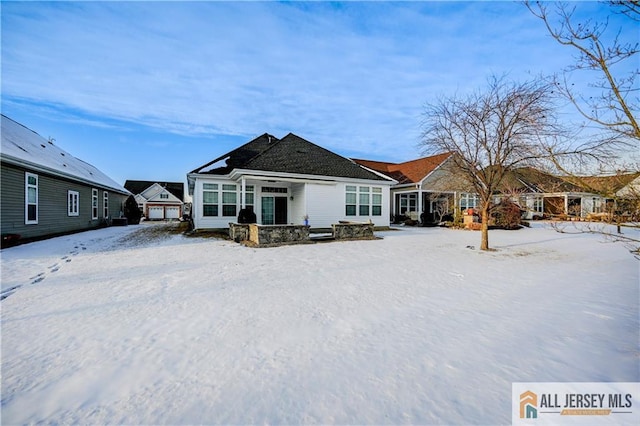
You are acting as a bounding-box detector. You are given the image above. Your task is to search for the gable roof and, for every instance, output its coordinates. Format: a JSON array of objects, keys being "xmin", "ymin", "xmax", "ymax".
[
  {"xmin": 498, "ymin": 168, "xmax": 640, "ymax": 195},
  {"xmin": 124, "ymin": 180, "xmax": 185, "ymax": 201},
  {"xmin": 191, "ymin": 133, "xmax": 391, "ymax": 181},
  {"xmin": 1, "ymin": 114, "xmax": 129, "ymax": 194},
  {"xmin": 353, "ymin": 152, "xmax": 453, "ymax": 184},
  {"xmin": 565, "ymin": 172, "xmax": 640, "ymax": 196},
  {"xmin": 497, "ymin": 167, "xmax": 583, "ymax": 193}
]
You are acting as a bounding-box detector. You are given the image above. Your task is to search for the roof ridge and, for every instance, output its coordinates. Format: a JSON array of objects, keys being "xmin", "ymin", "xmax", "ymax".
[
  {"xmin": 280, "ymin": 133, "xmax": 382, "ymax": 168},
  {"xmin": 190, "ymin": 132, "xmax": 278, "ymax": 173},
  {"xmin": 239, "ymin": 132, "xmax": 285, "ymax": 166}
]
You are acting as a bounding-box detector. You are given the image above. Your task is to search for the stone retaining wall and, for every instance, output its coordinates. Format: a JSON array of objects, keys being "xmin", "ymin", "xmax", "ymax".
[
  {"xmin": 332, "ymin": 222, "xmax": 375, "ymax": 240},
  {"xmin": 230, "ymin": 222, "xmax": 376, "ymax": 246},
  {"xmin": 230, "ymin": 223, "xmax": 311, "ymax": 246},
  {"xmin": 228, "ymin": 223, "xmax": 250, "ymax": 242},
  {"xmin": 249, "ymin": 224, "xmax": 310, "ymax": 245}
]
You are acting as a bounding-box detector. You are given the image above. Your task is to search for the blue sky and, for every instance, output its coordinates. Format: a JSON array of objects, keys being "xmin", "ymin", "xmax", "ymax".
[{"xmin": 1, "ymin": 1, "xmax": 634, "ymax": 185}]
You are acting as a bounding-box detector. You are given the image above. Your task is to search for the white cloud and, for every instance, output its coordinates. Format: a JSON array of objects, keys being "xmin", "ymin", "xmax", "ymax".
[{"xmin": 2, "ymin": 1, "xmax": 630, "ymax": 162}]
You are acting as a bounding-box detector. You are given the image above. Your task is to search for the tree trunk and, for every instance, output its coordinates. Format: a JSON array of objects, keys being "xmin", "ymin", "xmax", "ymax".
[{"xmin": 480, "ymin": 205, "xmax": 490, "ymax": 250}]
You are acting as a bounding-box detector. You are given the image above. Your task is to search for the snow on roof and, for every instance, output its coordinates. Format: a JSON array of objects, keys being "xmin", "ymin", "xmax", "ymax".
[{"xmin": 1, "ymin": 115, "xmax": 129, "ymax": 194}]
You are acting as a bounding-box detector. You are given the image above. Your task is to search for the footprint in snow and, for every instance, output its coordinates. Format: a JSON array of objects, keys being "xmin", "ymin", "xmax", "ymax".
[
  {"xmin": 449, "ymin": 272, "xmax": 464, "ymax": 279},
  {"xmin": 31, "ymin": 276, "xmax": 45, "ymax": 284},
  {"xmin": 1, "ymin": 287, "xmax": 20, "ymax": 300}
]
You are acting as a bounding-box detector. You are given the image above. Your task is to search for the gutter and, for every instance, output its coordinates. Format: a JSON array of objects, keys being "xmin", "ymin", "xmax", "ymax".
[{"xmin": 1, "ymin": 153, "xmax": 130, "ymax": 195}]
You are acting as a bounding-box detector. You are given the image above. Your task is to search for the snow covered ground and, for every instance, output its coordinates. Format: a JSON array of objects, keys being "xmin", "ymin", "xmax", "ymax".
[{"xmin": 1, "ymin": 222, "xmax": 638, "ymax": 425}]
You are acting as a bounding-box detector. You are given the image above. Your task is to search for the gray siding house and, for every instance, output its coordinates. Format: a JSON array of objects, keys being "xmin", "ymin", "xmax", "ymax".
[{"xmin": 1, "ymin": 115, "xmax": 130, "ymax": 245}]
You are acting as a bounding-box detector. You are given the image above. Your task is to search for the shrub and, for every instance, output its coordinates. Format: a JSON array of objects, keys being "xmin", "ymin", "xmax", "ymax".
[
  {"xmin": 124, "ymin": 195, "xmax": 142, "ymax": 225},
  {"xmin": 491, "ymin": 199, "xmax": 523, "ymax": 230}
]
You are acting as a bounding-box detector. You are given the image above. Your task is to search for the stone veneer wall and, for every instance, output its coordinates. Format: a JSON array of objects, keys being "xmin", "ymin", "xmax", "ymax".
[
  {"xmin": 247, "ymin": 224, "xmax": 311, "ymax": 246},
  {"xmin": 332, "ymin": 222, "xmax": 375, "ymax": 240},
  {"xmin": 230, "ymin": 222, "xmax": 375, "ymax": 246},
  {"xmin": 228, "ymin": 223, "xmax": 250, "ymax": 242},
  {"xmin": 229, "ymin": 223, "xmax": 311, "ymax": 246}
]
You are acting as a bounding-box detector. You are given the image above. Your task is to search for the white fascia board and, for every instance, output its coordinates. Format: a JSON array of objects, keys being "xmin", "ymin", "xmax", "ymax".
[
  {"xmin": 228, "ymin": 169, "xmax": 395, "ymax": 186},
  {"xmin": 356, "ymin": 165, "xmax": 398, "ymax": 184},
  {"xmin": 417, "ymin": 153, "xmax": 453, "ymax": 187},
  {"xmin": 538, "ymin": 191, "xmax": 601, "ymax": 197},
  {"xmin": 147, "ymin": 189, "xmax": 183, "ymax": 204},
  {"xmin": 1, "ymin": 153, "xmax": 130, "ymax": 195},
  {"xmin": 140, "ymin": 182, "xmax": 164, "ymax": 199},
  {"xmin": 393, "ymin": 183, "xmax": 420, "ymax": 190}
]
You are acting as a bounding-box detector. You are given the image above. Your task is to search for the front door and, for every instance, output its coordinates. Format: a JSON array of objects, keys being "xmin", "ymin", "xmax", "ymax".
[
  {"xmin": 274, "ymin": 196, "xmax": 288, "ymax": 224},
  {"xmin": 261, "ymin": 196, "xmax": 288, "ymax": 225}
]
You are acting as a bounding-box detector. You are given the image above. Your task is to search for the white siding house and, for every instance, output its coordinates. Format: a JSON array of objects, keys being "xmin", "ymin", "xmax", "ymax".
[
  {"xmin": 188, "ymin": 133, "xmax": 395, "ymax": 230},
  {"xmin": 124, "ymin": 180, "xmax": 185, "ymax": 220}
]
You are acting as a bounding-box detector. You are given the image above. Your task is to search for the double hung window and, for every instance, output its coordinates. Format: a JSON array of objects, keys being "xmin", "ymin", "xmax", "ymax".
[
  {"xmin": 25, "ymin": 173, "xmax": 38, "ymax": 224},
  {"xmin": 68, "ymin": 190, "xmax": 79, "ymax": 216}
]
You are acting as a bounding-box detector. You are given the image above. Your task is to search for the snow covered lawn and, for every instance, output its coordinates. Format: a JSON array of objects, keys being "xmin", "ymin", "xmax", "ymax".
[{"xmin": 1, "ymin": 223, "xmax": 638, "ymax": 425}]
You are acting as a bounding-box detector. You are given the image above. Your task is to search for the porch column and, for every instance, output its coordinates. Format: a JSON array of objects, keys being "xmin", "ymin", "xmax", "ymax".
[
  {"xmin": 241, "ymin": 177, "xmax": 246, "ymax": 209},
  {"xmin": 564, "ymin": 194, "xmax": 568, "ymax": 216},
  {"xmin": 391, "ymin": 191, "xmax": 396, "ymax": 217},
  {"xmin": 417, "ymin": 186, "xmax": 423, "ymax": 223}
]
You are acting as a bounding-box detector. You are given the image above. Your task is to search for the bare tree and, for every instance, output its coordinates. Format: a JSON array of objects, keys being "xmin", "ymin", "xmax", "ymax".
[
  {"xmin": 421, "ymin": 75, "xmax": 567, "ymax": 250},
  {"xmin": 525, "ymin": 1, "xmax": 639, "ymax": 143},
  {"xmin": 525, "ymin": 2, "xmax": 639, "ymax": 255}
]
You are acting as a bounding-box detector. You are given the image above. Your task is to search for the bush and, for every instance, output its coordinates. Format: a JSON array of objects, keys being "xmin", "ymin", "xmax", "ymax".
[
  {"xmin": 491, "ymin": 200, "xmax": 523, "ymax": 230},
  {"xmin": 123, "ymin": 195, "xmax": 142, "ymax": 225}
]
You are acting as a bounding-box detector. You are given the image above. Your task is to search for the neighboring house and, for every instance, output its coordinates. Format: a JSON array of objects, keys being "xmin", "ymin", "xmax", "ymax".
[
  {"xmin": 571, "ymin": 171, "xmax": 640, "ymax": 220},
  {"xmin": 354, "ymin": 153, "xmax": 476, "ymax": 224},
  {"xmin": 354, "ymin": 152, "xmax": 637, "ymax": 223},
  {"xmin": 187, "ymin": 133, "xmax": 395, "ymax": 230},
  {"xmin": 1, "ymin": 114, "xmax": 130, "ymax": 243},
  {"xmin": 615, "ymin": 173, "xmax": 640, "ymax": 199},
  {"xmin": 497, "ymin": 168, "xmax": 640, "ymax": 220},
  {"xmin": 123, "ymin": 180, "xmax": 185, "ymax": 220}
]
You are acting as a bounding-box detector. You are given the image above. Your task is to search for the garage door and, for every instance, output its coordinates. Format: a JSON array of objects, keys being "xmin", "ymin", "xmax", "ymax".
[
  {"xmin": 166, "ymin": 207, "xmax": 180, "ymax": 219},
  {"xmin": 148, "ymin": 207, "xmax": 164, "ymax": 219}
]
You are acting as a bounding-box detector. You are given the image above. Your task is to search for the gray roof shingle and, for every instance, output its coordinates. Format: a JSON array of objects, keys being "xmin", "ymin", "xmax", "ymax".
[{"xmin": 191, "ymin": 133, "xmax": 390, "ymax": 181}]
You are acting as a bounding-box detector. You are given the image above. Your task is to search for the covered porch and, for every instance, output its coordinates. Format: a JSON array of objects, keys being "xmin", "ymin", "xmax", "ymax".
[{"xmin": 392, "ymin": 189, "xmax": 466, "ymax": 225}]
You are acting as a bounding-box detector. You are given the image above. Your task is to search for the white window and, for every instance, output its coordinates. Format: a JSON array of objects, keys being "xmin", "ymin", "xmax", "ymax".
[
  {"xmin": 398, "ymin": 193, "xmax": 417, "ymax": 215},
  {"xmin": 160, "ymin": 193, "xmax": 169, "ymax": 199},
  {"xmin": 533, "ymin": 197, "xmax": 544, "ymax": 213},
  {"xmin": 92, "ymin": 189, "xmax": 98, "ymax": 219},
  {"xmin": 372, "ymin": 187, "xmax": 382, "ymax": 216},
  {"xmin": 222, "ymin": 184, "xmax": 237, "ymax": 217},
  {"xmin": 460, "ymin": 193, "xmax": 479, "ymax": 210},
  {"xmin": 591, "ymin": 197, "xmax": 601, "ymax": 213},
  {"xmin": 359, "ymin": 187, "xmax": 370, "ymax": 216},
  {"xmin": 25, "ymin": 172, "xmax": 38, "ymax": 224},
  {"xmin": 244, "ymin": 185, "xmax": 254, "ymax": 207},
  {"xmin": 68, "ymin": 190, "xmax": 79, "ymax": 216},
  {"xmin": 203, "ymin": 183, "xmax": 219, "ymax": 217},
  {"xmin": 261, "ymin": 187, "xmax": 288, "ymax": 193},
  {"xmin": 103, "ymin": 192, "xmax": 109, "ymax": 218},
  {"xmin": 346, "ymin": 185, "xmax": 382, "ymax": 216},
  {"xmin": 345, "ymin": 185, "xmax": 357, "ymax": 216}
]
